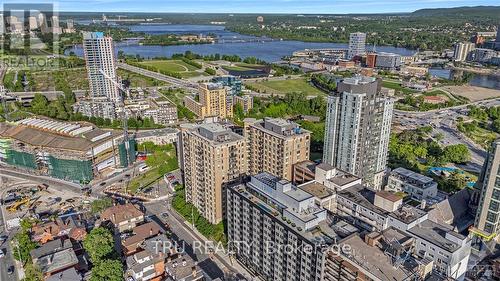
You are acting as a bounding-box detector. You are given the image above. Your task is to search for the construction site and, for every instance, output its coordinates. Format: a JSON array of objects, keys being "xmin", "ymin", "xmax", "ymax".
[
  {"xmin": 0, "ymin": 117, "xmax": 137, "ymax": 183},
  {"xmin": 0, "ymin": 177, "xmax": 90, "ymax": 230}
]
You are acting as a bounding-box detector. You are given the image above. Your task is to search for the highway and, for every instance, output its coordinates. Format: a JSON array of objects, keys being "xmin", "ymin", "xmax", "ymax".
[{"xmin": 117, "ymin": 62, "xmax": 199, "ymax": 90}]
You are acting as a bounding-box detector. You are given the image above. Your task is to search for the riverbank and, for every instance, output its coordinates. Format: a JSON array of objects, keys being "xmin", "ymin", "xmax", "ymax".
[{"xmin": 450, "ymin": 66, "xmax": 500, "ymax": 75}]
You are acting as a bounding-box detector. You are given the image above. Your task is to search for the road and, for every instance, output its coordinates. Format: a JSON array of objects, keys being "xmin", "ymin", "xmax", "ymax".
[
  {"xmin": 0, "ymin": 178, "xmax": 21, "ymax": 281},
  {"xmin": 393, "ymin": 98, "xmax": 500, "ymax": 173},
  {"xmin": 0, "ymin": 166, "xmax": 84, "ymax": 194},
  {"xmin": 117, "ymin": 62, "xmax": 198, "ymax": 90},
  {"xmin": 144, "ymin": 199, "xmax": 251, "ymax": 280}
]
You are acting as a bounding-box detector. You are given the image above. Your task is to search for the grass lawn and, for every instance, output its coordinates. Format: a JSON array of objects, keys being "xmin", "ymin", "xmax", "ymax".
[
  {"xmin": 245, "ymin": 78, "xmax": 326, "ymax": 96},
  {"xmin": 117, "ymin": 69, "xmax": 169, "ymax": 88},
  {"xmin": 139, "ymin": 60, "xmax": 199, "ymax": 72},
  {"xmin": 223, "ymin": 63, "xmax": 262, "ymax": 72},
  {"xmin": 128, "ymin": 167, "xmax": 163, "ymax": 194},
  {"xmin": 382, "ymin": 80, "xmax": 418, "ymax": 95}
]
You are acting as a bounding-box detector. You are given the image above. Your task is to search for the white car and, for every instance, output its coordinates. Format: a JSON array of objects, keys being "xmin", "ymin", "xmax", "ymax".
[{"xmin": 0, "ymin": 249, "xmax": 5, "ymax": 258}]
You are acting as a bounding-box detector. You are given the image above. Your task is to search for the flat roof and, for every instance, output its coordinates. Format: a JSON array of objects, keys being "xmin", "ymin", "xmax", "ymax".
[
  {"xmin": 337, "ymin": 184, "xmax": 389, "ymax": 215},
  {"xmin": 299, "ymin": 181, "xmax": 334, "ymax": 200},
  {"xmin": 408, "ymin": 220, "xmax": 464, "ymax": 253},
  {"xmin": 0, "ymin": 123, "xmax": 121, "ymax": 152},
  {"xmin": 340, "ymin": 234, "xmax": 416, "ymax": 281},
  {"xmin": 392, "ymin": 167, "xmax": 435, "ymax": 186}
]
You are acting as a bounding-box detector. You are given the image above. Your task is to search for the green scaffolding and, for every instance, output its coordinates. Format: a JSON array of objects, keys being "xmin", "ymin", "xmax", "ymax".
[
  {"xmin": 6, "ymin": 149, "xmax": 37, "ymax": 170},
  {"xmin": 128, "ymin": 138, "xmax": 137, "ymax": 164},
  {"xmin": 48, "ymin": 156, "xmax": 93, "ymax": 183},
  {"xmin": 118, "ymin": 142, "xmax": 128, "ymax": 168},
  {"xmin": 118, "ymin": 138, "xmax": 137, "ymax": 168}
]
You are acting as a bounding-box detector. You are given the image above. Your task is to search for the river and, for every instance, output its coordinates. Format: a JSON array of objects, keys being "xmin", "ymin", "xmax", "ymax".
[
  {"xmin": 429, "ymin": 68, "xmax": 500, "ymax": 90},
  {"xmin": 67, "ymin": 24, "xmax": 416, "ymax": 62}
]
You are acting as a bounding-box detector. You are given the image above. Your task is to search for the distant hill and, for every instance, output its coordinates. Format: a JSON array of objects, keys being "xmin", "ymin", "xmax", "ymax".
[{"xmin": 412, "ymin": 6, "xmax": 500, "ymax": 19}]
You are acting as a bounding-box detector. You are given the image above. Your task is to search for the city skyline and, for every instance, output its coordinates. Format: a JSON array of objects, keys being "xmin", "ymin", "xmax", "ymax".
[{"xmin": 1, "ymin": 0, "xmax": 499, "ymax": 14}]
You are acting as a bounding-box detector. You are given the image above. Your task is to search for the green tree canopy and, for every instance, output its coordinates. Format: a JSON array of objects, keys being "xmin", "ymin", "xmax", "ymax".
[
  {"xmin": 83, "ymin": 227, "xmax": 115, "ymax": 263},
  {"xmin": 90, "ymin": 259, "xmax": 124, "ymax": 281}
]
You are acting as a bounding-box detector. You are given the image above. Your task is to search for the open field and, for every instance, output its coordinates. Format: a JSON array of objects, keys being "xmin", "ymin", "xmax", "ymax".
[
  {"xmin": 442, "ymin": 85, "xmax": 500, "ymax": 102},
  {"xmin": 138, "ymin": 59, "xmax": 204, "ymax": 78},
  {"xmin": 245, "ymin": 78, "xmax": 326, "ymax": 96},
  {"xmin": 223, "ymin": 63, "xmax": 262, "ymax": 72}
]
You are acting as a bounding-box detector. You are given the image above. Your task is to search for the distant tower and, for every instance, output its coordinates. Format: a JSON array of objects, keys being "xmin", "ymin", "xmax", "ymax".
[
  {"xmin": 82, "ymin": 32, "xmax": 119, "ymax": 100},
  {"xmin": 348, "ymin": 32, "xmax": 367, "ymax": 59},
  {"xmin": 257, "ymin": 16, "xmax": 264, "ymax": 23},
  {"xmin": 496, "ymin": 25, "xmax": 500, "ymax": 42}
]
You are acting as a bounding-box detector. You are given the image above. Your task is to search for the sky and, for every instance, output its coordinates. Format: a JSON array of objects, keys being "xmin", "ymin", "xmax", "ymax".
[{"xmin": 2, "ymin": 0, "xmax": 499, "ymax": 14}]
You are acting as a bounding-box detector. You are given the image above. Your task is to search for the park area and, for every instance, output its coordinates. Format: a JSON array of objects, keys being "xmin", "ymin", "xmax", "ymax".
[
  {"xmin": 245, "ymin": 78, "xmax": 326, "ymax": 96},
  {"xmin": 128, "ymin": 142, "xmax": 178, "ymax": 194},
  {"xmin": 138, "ymin": 59, "xmax": 206, "ymax": 78}
]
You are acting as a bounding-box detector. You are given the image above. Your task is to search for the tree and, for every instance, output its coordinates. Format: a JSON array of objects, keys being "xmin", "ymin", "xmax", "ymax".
[
  {"xmin": 91, "ymin": 198, "xmax": 113, "ymax": 214},
  {"xmin": 443, "ymin": 144, "xmax": 470, "ymax": 164},
  {"xmin": 13, "ymin": 230, "xmax": 38, "ymax": 264},
  {"xmin": 23, "ymin": 263, "xmax": 43, "ymax": 281},
  {"xmin": 30, "ymin": 94, "xmax": 49, "ymax": 115},
  {"xmin": 83, "ymin": 227, "xmax": 115, "ymax": 263},
  {"xmin": 90, "ymin": 259, "xmax": 124, "ymax": 281}
]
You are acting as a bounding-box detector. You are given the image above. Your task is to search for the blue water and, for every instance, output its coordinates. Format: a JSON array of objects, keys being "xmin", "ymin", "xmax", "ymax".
[
  {"xmin": 67, "ymin": 24, "xmax": 416, "ymax": 62},
  {"xmin": 429, "ymin": 68, "xmax": 500, "ymax": 90}
]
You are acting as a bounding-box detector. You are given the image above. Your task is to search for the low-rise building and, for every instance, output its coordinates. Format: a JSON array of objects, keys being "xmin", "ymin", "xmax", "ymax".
[
  {"xmin": 31, "ymin": 215, "xmax": 87, "ymax": 244},
  {"xmin": 122, "ymin": 222, "xmax": 163, "ymax": 256},
  {"xmin": 100, "ymin": 204, "xmax": 144, "ymax": 233},
  {"xmin": 30, "ymin": 238, "xmax": 82, "ymax": 278},
  {"xmin": 386, "ymin": 167, "xmax": 438, "ymax": 201},
  {"xmin": 408, "ymin": 220, "xmax": 471, "ymax": 280},
  {"xmin": 135, "ymin": 128, "xmax": 179, "ymax": 145}
]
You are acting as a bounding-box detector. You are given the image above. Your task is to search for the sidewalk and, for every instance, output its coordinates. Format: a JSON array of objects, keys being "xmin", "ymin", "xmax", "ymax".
[{"xmin": 168, "ymin": 207, "xmax": 255, "ymax": 280}]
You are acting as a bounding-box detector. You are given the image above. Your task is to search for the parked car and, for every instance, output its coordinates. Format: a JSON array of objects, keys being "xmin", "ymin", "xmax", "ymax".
[{"xmin": 7, "ymin": 266, "xmax": 14, "ymax": 275}]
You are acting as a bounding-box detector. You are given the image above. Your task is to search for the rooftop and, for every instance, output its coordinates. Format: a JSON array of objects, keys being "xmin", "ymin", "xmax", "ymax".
[
  {"xmin": 245, "ymin": 117, "xmax": 310, "ymax": 138},
  {"xmin": 36, "ymin": 247, "xmax": 79, "ymax": 274},
  {"xmin": 299, "ymin": 181, "xmax": 334, "ymax": 200},
  {"xmin": 408, "ymin": 220, "xmax": 465, "ymax": 253},
  {"xmin": 391, "ymin": 167, "xmax": 435, "ymax": 187},
  {"xmin": 101, "ymin": 203, "xmax": 143, "ymax": 225},
  {"xmin": 0, "ymin": 121, "xmax": 121, "ymax": 153},
  {"xmin": 184, "ymin": 122, "xmax": 244, "ymax": 144},
  {"xmin": 337, "ymin": 184, "xmax": 389, "ymax": 216},
  {"xmin": 339, "ymin": 234, "xmax": 417, "ymax": 281}
]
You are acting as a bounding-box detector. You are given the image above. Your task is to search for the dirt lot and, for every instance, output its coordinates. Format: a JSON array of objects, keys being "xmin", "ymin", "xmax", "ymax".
[
  {"xmin": 442, "ymin": 85, "xmax": 500, "ymax": 102},
  {"xmin": 1, "ymin": 177, "xmax": 91, "ymax": 227}
]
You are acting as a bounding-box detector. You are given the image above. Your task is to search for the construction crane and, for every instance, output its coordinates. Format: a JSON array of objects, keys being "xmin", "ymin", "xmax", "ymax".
[{"xmin": 99, "ymin": 69, "xmax": 132, "ymax": 166}]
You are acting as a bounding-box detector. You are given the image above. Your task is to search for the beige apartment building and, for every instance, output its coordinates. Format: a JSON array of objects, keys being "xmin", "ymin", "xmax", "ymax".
[
  {"xmin": 244, "ymin": 118, "xmax": 310, "ymax": 181},
  {"xmin": 183, "ymin": 83, "xmax": 233, "ymax": 119},
  {"xmin": 178, "ymin": 123, "xmax": 247, "ymax": 224}
]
